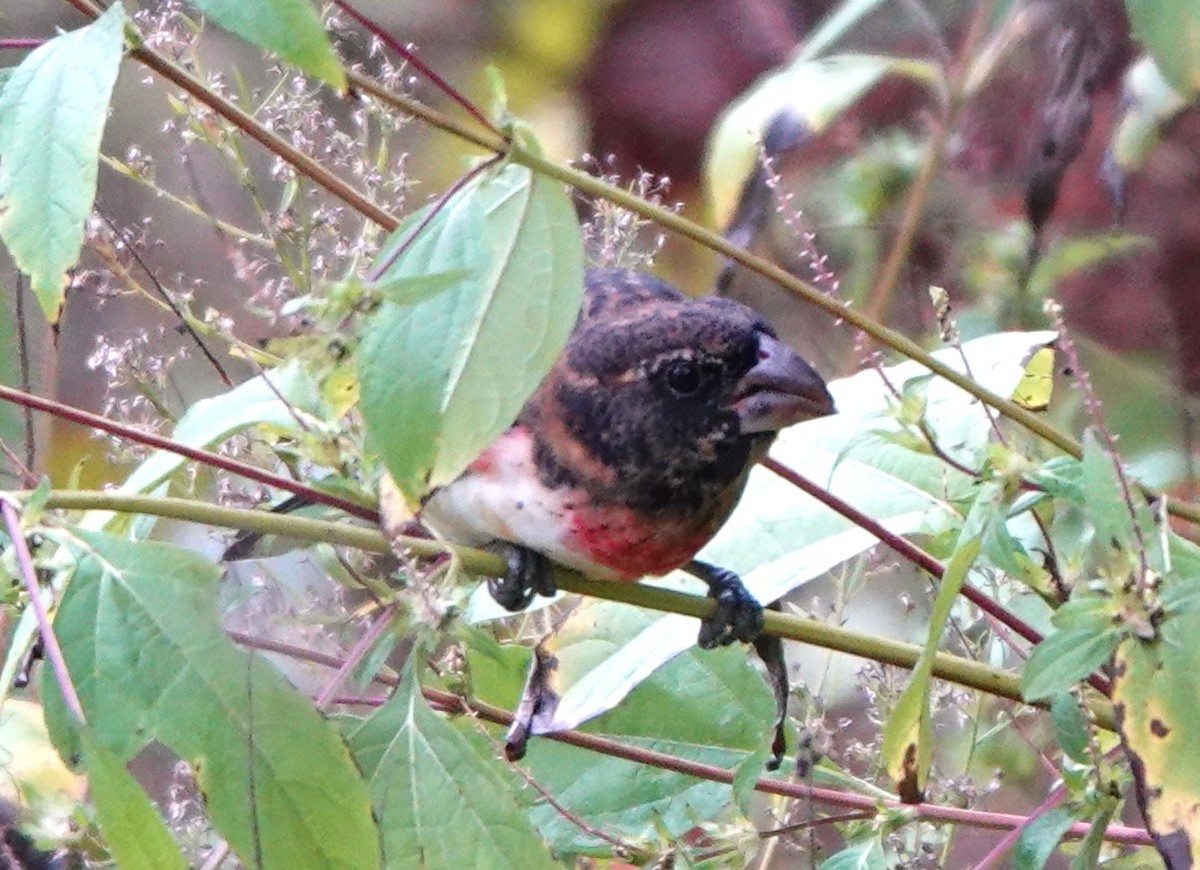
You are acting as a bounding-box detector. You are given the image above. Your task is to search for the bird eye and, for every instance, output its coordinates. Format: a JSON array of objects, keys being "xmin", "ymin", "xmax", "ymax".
[{"xmin": 664, "ymin": 360, "xmax": 702, "ymax": 395}]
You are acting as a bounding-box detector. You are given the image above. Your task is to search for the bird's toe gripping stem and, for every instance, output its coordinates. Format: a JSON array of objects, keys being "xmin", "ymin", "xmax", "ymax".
[
  {"xmin": 685, "ymin": 559, "xmax": 764, "ymax": 649},
  {"xmin": 486, "ymin": 543, "xmax": 557, "ymax": 611}
]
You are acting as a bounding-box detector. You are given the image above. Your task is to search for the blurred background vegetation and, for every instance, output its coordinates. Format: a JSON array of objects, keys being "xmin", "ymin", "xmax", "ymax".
[{"xmin": 3, "ymin": 1, "xmax": 1200, "ymax": 865}]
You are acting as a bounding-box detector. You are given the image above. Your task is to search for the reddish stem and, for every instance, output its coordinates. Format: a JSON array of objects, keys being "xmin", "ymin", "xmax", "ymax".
[
  {"xmin": 226, "ymin": 630, "xmax": 1151, "ymax": 847},
  {"xmin": 0, "ymin": 384, "xmax": 378, "ymax": 524},
  {"xmin": 760, "ymin": 456, "xmax": 1114, "ymax": 697},
  {"xmin": 2, "ymin": 499, "xmax": 87, "ymax": 724},
  {"xmin": 329, "ymin": 0, "xmax": 503, "ymax": 139}
]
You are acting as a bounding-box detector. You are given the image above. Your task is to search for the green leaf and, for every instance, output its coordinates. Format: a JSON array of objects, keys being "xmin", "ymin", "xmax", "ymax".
[
  {"xmin": 1069, "ymin": 801, "xmax": 1116, "ymax": 870},
  {"xmin": 358, "ymin": 163, "xmax": 585, "ymax": 504},
  {"xmin": 819, "ymin": 837, "xmax": 888, "ymax": 870},
  {"xmin": 1080, "ymin": 427, "xmax": 1157, "ymax": 563},
  {"xmin": 882, "ymin": 529, "xmax": 981, "ymax": 800},
  {"xmin": 1113, "ymin": 603, "xmax": 1200, "ymax": 867},
  {"xmin": 1125, "ymin": 0, "xmax": 1200, "ymax": 95},
  {"xmin": 0, "ymin": 4, "xmax": 126, "ymax": 322},
  {"xmin": 1021, "ymin": 628, "xmax": 1120, "ymax": 702},
  {"xmin": 1049, "ymin": 694, "xmax": 1091, "ymax": 764},
  {"xmin": 80, "ymin": 728, "xmax": 188, "ymax": 870},
  {"xmin": 1026, "ymin": 233, "xmax": 1151, "ymax": 300},
  {"xmin": 706, "ymin": 53, "xmax": 941, "ymax": 227},
  {"xmin": 1108, "ymin": 57, "xmax": 1191, "ymax": 178},
  {"xmin": 463, "ymin": 608, "xmax": 773, "ymax": 855},
  {"xmin": 187, "ymin": 0, "xmax": 345, "ymax": 90},
  {"xmin": 347, "ymin": 662, "xmax": 555, "ymax": 870},
  {"xmin": 1012, "ymin": 805, "xmax": 1081, "ymax": 870},
  {"xmin": 43, "ymin": 530, "xmax": 380, "ymax": 870}
]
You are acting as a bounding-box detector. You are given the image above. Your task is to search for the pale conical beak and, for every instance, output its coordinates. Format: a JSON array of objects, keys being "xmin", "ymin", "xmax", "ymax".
[{"xmin": 732, "ymin": 334, "xmax": 836, "ymax": 433}]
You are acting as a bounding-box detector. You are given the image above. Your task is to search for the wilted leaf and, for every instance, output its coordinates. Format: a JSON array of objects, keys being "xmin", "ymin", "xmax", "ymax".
[
  {"xmin": 1113, "ymin": 601, "xmax": 1200, "ymax": 868},
  {"xmin": 43, "ymin": 530, "xmax": 380, "ymax": 870},
  {"xmin": 348, "ymin": 662, "xmax": 555, "ymax": 870},
  {"xmin": 358, "ymin": 163, "xmax": 584, "ymax": 505},
  {"xmin": 0, "ymin": 4, "xmax": 126, "ymax": 321},
  {"xmin": 187, "ymin": 0, "xmax": 345, "ymax": 90}
]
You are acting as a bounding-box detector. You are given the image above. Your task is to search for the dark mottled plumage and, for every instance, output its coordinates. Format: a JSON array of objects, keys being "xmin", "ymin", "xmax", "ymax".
[{"xmin": 421, "ymin": 268, "xmax": 835, "ymax": 594}]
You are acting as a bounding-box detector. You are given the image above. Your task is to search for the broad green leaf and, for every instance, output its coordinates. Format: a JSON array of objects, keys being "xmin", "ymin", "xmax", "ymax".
[
  {"xmin": 43, "ymin": 530, "xmax": 380, "ymax": 870},
  {"xmin": 882, "ymin": 530, "xmax": 981, "ymax": 800},
  {"xmin": 1012, "ymin": 805, "xmax": 1082, "ymax": 870},
  {"xmin": 0, "ymin": 4, "xmax": 126, "ymax": 322},
  {"xmin": 80, "ymin": 728, "xmax": 187, "ymax": 870},
  {"xmin": 707, "ymin": 53, "xmax": 941, "ymax": 227},
  {"xmin": 1022, "ymin": 628, "xmax": 1120, "ymax": 702},
  {"xmin": 358, "ymin": 163, "xmax": 585, "ymax": 504},
  {"xmin": 1113, "ymin": 603, "xmax": 1200, "ymax": 868},
  {"xmin": 526, "ymin": 645, "xmax": 771, "ymax": 854},
  {"xmin": 1049, "ymin": 694, "xmax": 1091, "ymax": 764},
  {"xmin": 819, "ymin": 837, "xmax": 888, "ymax": 870},
  {"xmin": 347, "ymin": 663, "xmax": 555, "ymax": 870},
  {"xmin": 1125, "ymin": 0, "xmax": 1200, "ymax": 95},
  {"xmin": 187, "ymin": 0, "xmax": 345, "ymax": 90},
  {"xmin": 462, "ymin": 612, "xmax": 773, "ymax": 855},
  {"xmin": 1107, "ymin": 57, "xmax": 1191, "ymax": 183}
]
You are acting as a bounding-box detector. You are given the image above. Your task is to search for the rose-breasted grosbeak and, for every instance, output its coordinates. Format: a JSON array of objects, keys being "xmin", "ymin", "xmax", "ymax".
[{"xmin": 421, "ymin": 267, "xmax": 835, "ymax": 647}]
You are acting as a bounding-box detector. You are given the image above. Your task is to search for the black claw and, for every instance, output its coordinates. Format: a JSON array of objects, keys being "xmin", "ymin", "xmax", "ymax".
[
  {"xmin": 684, "ymin": 559, "xmax": 764, "ymax": 649},
  {"xmin": 486, "ymin": 543, "xmax": 556, "ymax": 612}
]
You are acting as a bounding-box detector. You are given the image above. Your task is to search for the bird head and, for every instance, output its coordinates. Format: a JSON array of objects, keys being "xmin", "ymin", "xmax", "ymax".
[{"xmin": 521, "ymin": 269, "xmax": 835, "ymax": 515}]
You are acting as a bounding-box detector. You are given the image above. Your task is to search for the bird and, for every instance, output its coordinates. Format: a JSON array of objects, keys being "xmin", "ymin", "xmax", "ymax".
[{"xmin": 420, "ymin": 267, "xmax": 836, "ymax": 648}]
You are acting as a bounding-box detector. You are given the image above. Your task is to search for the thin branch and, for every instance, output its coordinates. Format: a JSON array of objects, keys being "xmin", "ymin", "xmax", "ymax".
[
  {"xmin": 328, "ymin": 0, "xmax": 503, "ymax": 138},
  {"xmin": 226, "ymin": 630, "xmax": 1149, "ymax": 846},
  {"xmin": 862, "ymin": 0, "xmax": 998, "ymax": 323},
  {"xmin": 1, "ymin": 499, "xmax": 87, "ymax": 724},
  {"xmin": 14, "ymin": 274, "xmax": 36, "ymax": 474},
  {"xmin": 94, "ymin": 207, "xmax": 233, "ymax": 386},
  {"xmin": 0, "ymin": 383, "xmax": 379, "ymax": 523},
  {"xmin": 34, "ymin": 489, "xmax": 1116, "ymax": 728},
  {"xmin": 313, "ymin": 607, "xmax": 395, "ymax": 709}
]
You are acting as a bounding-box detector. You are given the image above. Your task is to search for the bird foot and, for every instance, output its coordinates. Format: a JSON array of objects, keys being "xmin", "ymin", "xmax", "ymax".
[
  {"xmin": 486, "ymin": 543, "xmax": 557, "ymax": 611},
  {"xmin": 685, "ymin": 559, "xmax": 764, "ymax": 648}
]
